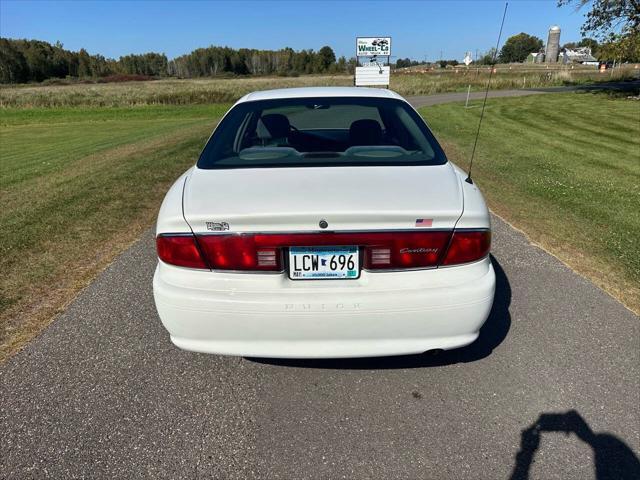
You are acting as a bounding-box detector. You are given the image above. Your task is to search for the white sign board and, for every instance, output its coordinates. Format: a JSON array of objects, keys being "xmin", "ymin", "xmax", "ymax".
[
  {"xmin": 356, "ymin": 37, "xmax": 392, "ymax": 57},
  {"xmin": 464, "ymin": 51, "xmax": 473, "ymax": 66},
  {"xmin": 355, "ymin": 65, "xmax": 390, "ymax": 86}
]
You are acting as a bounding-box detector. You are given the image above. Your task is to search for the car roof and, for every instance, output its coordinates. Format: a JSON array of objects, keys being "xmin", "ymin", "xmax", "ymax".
[{"xmin": 237, "ymin": 87, "xmax": 406, "ymax": 104}]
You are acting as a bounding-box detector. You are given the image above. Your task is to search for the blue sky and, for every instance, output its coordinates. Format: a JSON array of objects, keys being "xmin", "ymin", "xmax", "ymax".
[{"xmin": 1, "ymin": 1, "xmax": 588, "ymax": 61}]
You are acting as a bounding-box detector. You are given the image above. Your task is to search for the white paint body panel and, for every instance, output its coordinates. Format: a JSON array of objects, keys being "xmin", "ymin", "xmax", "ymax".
[
  {"xmin": 183, "ymin": 163, "xmax": 463, "ymax": 233},
  {"xmin": 154, "ymin": 257, "xmax": 495, "ymax": 358},
  {"xmin": 153, "ymin": 87, "xmax": 495, "ymax": 358},
  {"xmin": 155, "ymin": 168, "xmax": 193, "ymax": 234},
  {"xmin": 237, "ymin": 86, "xmax": 403, "ymax": 103}
]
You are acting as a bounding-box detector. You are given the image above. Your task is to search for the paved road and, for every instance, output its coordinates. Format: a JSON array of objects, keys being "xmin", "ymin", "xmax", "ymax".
[
  {"xmin": 408, "ymin": 79, "xmax": 640, "ymax": 107},
  {"xmin": 2, "ymin": 214, "xmax": 638, "ymax": 479},
  {"xmin": 409, "ymin": 89, "xmax": 548, "ymax": 108},
  {"xmin": 2, "ymin": 86, "xmax": 640, "ymax": 478}
]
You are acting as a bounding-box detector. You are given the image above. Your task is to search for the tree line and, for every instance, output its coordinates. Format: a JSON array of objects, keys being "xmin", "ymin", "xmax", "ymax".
[
  {"xmin": 168, "ymin": 45, "xmax": 354, "ymax": 77},
  {"xmin": 0, "ymin": 38, "xmax": 170, "ymax": 83},
  {"xmin": 0, "ymin": 39, "xmax": 354, "ymax": 84},
  {"xmin": 2, "ymin": 0, "xmax": 637, "ymax": 85}
]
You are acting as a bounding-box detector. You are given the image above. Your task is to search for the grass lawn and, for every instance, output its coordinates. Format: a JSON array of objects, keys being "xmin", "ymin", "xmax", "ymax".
[
  {"xmin": 420, "ymin": 92, "xmax": 640, "ymax": 312},
  {"xmin": 1, "ymin": 88, "xmax": 638, "ymax": 361},
  {"xmin": 0, "ymin": 104, "xmax": 229, "ymax": 360}
]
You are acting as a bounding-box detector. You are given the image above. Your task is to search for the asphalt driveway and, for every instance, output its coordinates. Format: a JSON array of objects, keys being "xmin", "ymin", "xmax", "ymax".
[
  {"xmin": 407, "ymin": 79, "xmax": 640, "ymax": 107},
  {"xmin": 1, "ymin": 213, "xmax": 638, "ymax": 479}
]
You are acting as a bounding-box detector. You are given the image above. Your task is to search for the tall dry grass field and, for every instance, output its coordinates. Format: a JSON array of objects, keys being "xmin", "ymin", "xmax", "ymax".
[
  {"xmin": 0, "ymin": 75, "xmax": 353, "ymax": 108},
  {"xmin": 393, "ymin": 64, "xmax": 639, "ymax": 95},
  {"xmin": 1, "ymin": 66, "xmax": 636, "ymax": 108}
]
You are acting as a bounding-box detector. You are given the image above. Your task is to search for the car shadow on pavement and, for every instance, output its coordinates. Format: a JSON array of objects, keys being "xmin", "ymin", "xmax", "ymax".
[
  {"xmin": 510, "ymin": 410, "xmax": 640, "ymax": 480},
  {"xmin": 249, "ymin": 255, "xmax": 511, "ymax": 370}
]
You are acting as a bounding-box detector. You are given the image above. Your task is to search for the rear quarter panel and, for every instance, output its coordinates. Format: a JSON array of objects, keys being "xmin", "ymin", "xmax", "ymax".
[
  {"xmin": 156, "ymin": 168, "xmax": 194, "ymax": 235},
  {"xmin": 450, "ymin": 163, "xmax": 491, "ymax": 230}
]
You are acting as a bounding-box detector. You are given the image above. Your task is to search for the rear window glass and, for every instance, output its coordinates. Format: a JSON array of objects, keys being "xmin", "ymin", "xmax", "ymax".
[
  {"xmin": 265, "ymin": 104, "xmax": 383, "ymax": 129},
  {"xmin": 197, "ymin": 96, "xmax": 447, "ymax": 169}
]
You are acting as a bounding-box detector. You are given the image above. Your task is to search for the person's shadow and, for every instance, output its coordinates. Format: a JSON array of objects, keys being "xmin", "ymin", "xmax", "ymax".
[
  {"xmin": 249, "ymin": 254, "xmax": 511, "ymax": 369},
  {"xmin": 510, "ymin": 410, "xmax": 640, "ymax": 480}
]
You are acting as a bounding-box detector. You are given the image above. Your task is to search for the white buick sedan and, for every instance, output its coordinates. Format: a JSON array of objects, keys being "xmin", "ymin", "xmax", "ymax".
[{"xmin": 153, "ymin": 87, "xmax": 495, "ymax": 358}]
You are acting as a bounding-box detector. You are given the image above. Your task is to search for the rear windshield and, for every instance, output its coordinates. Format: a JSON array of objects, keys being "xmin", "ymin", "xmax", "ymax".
[{"xmin": 197, "ymin": 96, "xmax": 447, "ymax": 169}]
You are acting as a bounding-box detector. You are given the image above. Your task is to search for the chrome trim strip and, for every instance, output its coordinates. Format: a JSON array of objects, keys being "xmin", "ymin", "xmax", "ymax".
[
  {"xmin": 211, "ymin": 269, "xmax": 285, "ymax": 275},
  {"xmin": 437, "ymin": 254, "xmax": 491, "ymax": 269},
  {"xmin": 156, "ymin": 232, "xmax": 195, "ymax": 237}
]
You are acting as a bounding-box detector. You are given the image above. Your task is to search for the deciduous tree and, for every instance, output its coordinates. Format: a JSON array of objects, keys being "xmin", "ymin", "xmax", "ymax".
[
  {"xmin": 499, "ymin": 33, "xmax": 544, "ymax": 63},
  {"xmin": 558, "ymin": 0, "xmax": 640, "ymax": 39}
]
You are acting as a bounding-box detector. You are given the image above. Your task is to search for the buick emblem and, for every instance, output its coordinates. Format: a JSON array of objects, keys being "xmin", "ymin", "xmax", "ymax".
[
  {"xmin": 319, "ymin": 219, "xmax": 329, "ymax": 229},
  {"xmin": 206, "ymin": 221, "xmax": 229, "ymax": 231}
]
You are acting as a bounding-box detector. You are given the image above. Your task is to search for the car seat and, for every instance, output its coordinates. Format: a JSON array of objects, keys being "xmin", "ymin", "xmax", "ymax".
[
  {"xmin": 258, "ymin": 114, "xmax": 291, "ymax": 146},
  {"xmin": 349, "ymin": 119, "xmax": 382, "ymax": 146}
]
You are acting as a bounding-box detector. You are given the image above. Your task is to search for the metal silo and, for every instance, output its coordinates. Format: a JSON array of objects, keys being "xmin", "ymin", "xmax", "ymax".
[{"xmin": 545, "ymin": 26, "xmax": 561, "ymax": 63}]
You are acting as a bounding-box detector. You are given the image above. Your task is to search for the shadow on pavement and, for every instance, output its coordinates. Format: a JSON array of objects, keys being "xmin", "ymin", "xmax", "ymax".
[
  {"xmin": 510, "ymin": 410, "xmax": 640, "ymax": 480},
  {"xmin": 249, "ymin": 255, "xmax": 511, "ymax": 370}
]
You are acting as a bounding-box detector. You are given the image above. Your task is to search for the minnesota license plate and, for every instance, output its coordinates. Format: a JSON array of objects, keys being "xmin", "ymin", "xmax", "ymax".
[{"xmin": 289, "ymin": 246, "xmax": 359, "ymax": 280}]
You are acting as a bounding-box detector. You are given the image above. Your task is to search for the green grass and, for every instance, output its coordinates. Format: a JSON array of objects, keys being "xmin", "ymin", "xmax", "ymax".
[
  {"xmin": 0, "ymin": 104, "xmax": 229, "ymax": 359},
  {"xmin": 1, "ymin": 87, "xmax": 638, "ymax": 361},
  {"xmin": 420, "ymin": 92, "xmax": 640, "ymax": 311}
]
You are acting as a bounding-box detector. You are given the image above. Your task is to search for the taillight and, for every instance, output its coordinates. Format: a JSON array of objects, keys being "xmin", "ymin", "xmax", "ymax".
[
  {"xmin": 441, "ymin": 230, "xmax": 491, "ymax": 266},
  {"xmin": 362, "ymin": 231, "xmax": 451, "ymax": 270},
  {"xmin": 198, "ymin": 231, "xmax": 451, "ymax": 271},
  {"xmin": 197, "ymin": 235, "xmax": 283, "ymax": 271},
  {"xmin": 157, "ymin": 230, "xmax": 490, "ymax": 271},
  {"xmin": 156, "ymin": 235, "xmax": 208, "ymax": 269}
]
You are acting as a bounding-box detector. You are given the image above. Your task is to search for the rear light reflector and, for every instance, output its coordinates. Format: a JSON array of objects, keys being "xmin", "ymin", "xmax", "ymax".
[
  {"xmin": 442, "ymin": 230, "xmax": 491, "ymax": 266},
  {"xmin": 257, "ymin": 248, "xmax": 278, "ymax": 267},
  {"xmin": 156, "ymin": 235, "xmax": 207, "ymax": 269},
  {"xmin": 369, "ymin": 248, "xmax": 391, "ymax": 266}
]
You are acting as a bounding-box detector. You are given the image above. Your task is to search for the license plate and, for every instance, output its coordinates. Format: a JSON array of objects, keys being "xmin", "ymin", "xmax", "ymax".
[{"xmin": 289, "ymin": 246, "xmax": 359, "ymax": 280}]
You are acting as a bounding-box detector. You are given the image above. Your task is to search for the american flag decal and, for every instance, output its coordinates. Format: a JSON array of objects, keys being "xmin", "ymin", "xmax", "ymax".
[{"xmin": 415, "ymin": 218, "xmax": 433, "ymax": 227}]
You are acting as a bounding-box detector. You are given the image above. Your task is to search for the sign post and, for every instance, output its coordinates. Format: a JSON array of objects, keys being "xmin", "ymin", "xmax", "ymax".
[
  {"xmin": 464, "ymin": 52, "xmax": 473, "ymax": 108},
  {"xmin": 355, "ymin": 37, "xmax": 391, "ymax": 87}
]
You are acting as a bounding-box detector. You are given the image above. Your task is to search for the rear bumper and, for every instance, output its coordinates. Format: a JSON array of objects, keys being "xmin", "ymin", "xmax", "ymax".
[{"xmin": 153, "ymin": 257, "xmax": 496, "ymax": 358}]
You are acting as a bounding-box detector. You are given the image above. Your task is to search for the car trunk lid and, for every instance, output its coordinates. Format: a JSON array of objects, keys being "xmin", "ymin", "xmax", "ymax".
[{"xmin": 183, "ymin": 163, "xmax": 463, "ymax": 233}]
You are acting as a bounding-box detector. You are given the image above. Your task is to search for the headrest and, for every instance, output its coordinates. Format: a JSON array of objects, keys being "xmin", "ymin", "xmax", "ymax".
[
  {"xmin": 349, "ymin": 119, "xmax": 382, "ymax": 146},
  {"xmin": 260, "ymin": 114, "xmax": 291, "ymax": 139}
]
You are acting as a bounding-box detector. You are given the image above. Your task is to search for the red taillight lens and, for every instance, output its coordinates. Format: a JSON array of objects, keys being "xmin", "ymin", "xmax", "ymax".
[
  {"xmin": 156, "ymin": 235, "xmax": 208, "ymax": 269},
  {"xmin": 362, "ymin": 231, "xmax": 452, "ymax": 270},
  {"xmin": 442, "ymin": 230, "xmax": 491, "ymax": 266},
  {"xmin": 198, "ymin": 231, "xmax": 451, "ymax": 271},
  {"xmin": 197, "ymin": 235, "xmax": 283, "ymax": 271},
  {"xmin": 157, "ymin": 229, "xmax": 490, "ymax": 272}
]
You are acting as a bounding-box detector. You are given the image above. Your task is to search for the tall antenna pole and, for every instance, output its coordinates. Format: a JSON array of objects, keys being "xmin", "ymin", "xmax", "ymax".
[{"xmin": 465, "ymin": 2, "xmax": 508, "ymax": 184}]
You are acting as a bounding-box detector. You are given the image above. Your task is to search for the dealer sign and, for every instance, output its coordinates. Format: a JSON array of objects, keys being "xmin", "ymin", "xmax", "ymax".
[{"xmin": 356, "ymin": 37, "xmax": 391, "ymax": 57}]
